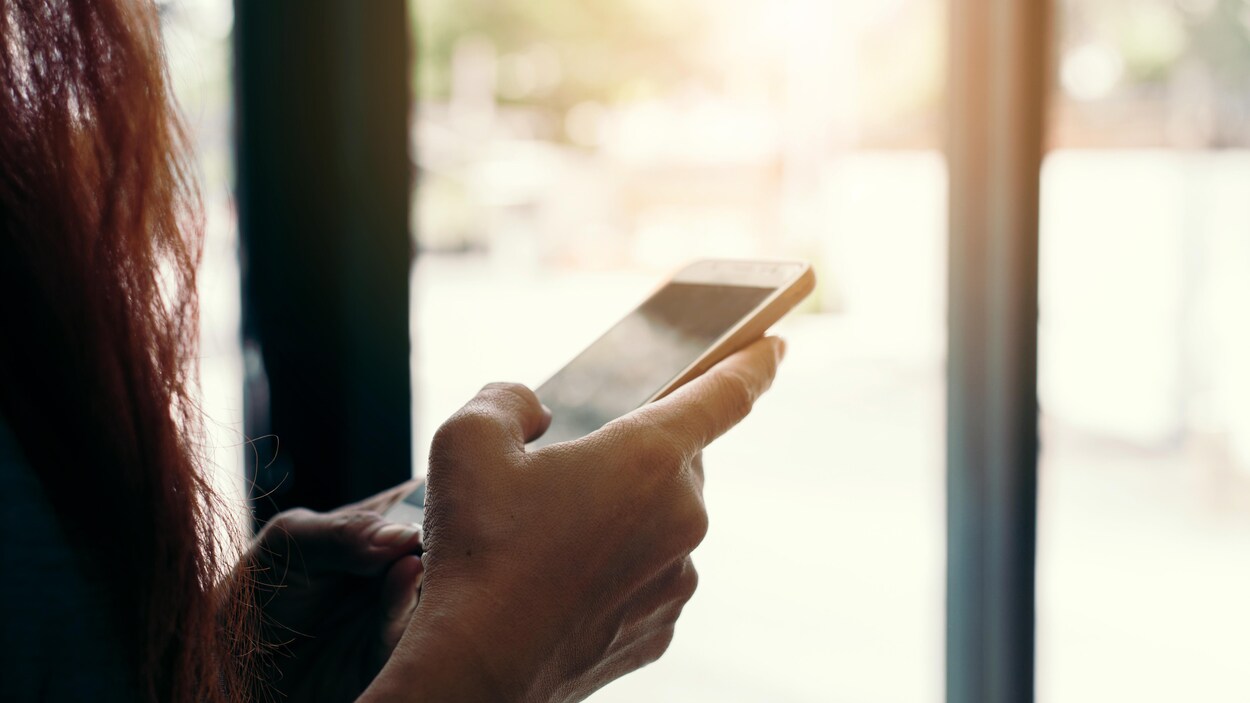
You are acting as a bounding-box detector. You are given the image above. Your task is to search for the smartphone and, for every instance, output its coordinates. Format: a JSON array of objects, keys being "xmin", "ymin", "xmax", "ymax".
[
  {"xmin": 384, "ymin": 259, "xmax": 815, "ymax": 527},
  {"xmin": 529, "ymin": 259, "xmax": 813, "ymax": 447}
]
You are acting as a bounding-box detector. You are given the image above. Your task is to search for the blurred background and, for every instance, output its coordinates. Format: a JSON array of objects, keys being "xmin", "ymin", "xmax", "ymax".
[{"xmin": 165, "ymin": 0, "xmax": 1250, "ymax": 700}]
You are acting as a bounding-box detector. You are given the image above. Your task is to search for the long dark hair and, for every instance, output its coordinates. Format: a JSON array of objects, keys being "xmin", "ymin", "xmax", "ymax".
[{"xmin": 0, "ymin": 0, "xmax": 252, "ymax": 699}]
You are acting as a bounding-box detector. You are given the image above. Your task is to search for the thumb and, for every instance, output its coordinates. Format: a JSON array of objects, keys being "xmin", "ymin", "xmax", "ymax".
[
  {"xmin": 433, "ymin": 382, "xmax": 552, "ymax": 456},
  {"xmin": 379, "ymin": 555, "xmax": 424, "ymax": 660},
  {"xmin": 259, "ymin": 508, "xmax": 424, "ymax": 577}
]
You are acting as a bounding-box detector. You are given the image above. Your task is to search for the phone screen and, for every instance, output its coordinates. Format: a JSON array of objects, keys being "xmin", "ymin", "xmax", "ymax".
[{"xmin": 533, "ymin": 282, "xmax": 775, "ymax": 447}]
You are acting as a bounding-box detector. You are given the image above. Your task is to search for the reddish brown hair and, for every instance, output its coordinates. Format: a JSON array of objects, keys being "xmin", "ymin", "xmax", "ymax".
[{"xmin": 0, "ymin": 0, "xmax": 252, "ymax": 700}]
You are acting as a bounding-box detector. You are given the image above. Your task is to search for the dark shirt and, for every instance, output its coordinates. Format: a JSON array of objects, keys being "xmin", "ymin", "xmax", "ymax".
[{"xmin": 0, "ymin": 419, "xmax": 136, "ymax": 701}]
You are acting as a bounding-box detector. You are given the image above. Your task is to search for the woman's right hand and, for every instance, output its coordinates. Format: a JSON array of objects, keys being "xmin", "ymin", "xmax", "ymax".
[{"xmin": 361, "ymin": 336, "xmax": 785, "ymax": 703}]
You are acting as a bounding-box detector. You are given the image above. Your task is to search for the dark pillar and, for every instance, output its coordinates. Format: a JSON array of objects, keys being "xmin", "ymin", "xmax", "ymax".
[
  {"xmin": 234, "ymin": 0, "xmax": 413, "ymax": 523},
  {"xmin": 946, "ymin": 0, "xmax": 1050, "ymax": 701}
]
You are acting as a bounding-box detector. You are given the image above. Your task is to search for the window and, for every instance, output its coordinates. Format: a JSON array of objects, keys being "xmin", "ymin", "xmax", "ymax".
[
  {"xmin": 171, "ymin": 0, "xmax": 1250, "ymax": 698},
  {"xmin": 161, "ymin": 0, "xmax": 247, "ymax": 516},
  {"xmin": 1039, "ymin": 2, "xmax": 1250, "ymax": 701},
  {"xmin": 411, "ymin": 0, "xmax": 946, "ymax": 699}
]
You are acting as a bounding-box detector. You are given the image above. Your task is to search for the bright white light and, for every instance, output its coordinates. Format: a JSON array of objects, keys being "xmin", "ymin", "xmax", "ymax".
[{"xmin": 1061, "ymin": 43, "xmax": 1124, "ymax": 101}]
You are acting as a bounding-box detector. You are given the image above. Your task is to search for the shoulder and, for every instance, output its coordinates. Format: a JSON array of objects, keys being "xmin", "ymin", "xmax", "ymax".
[{"xmin": 0, "ymin": 419, "xmax": 137, "ymax": 702}]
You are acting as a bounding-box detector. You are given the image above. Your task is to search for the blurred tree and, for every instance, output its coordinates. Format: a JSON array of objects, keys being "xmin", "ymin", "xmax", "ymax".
[
  {"xmin": 1060, "ymin": 0, "xmax": 1250, "ymax": 146},
  {"xmin": 413, "ymin": 0, "xmax": 712, "ymax": 119},
  {"xmin": 1182, "ymin": 0, "xmax": 1250, "ymax": 146}
]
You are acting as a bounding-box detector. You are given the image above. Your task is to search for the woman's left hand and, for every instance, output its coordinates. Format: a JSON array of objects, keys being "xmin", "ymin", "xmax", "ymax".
[{"xmin": 242, "ymin": 481, "xmax": 426, "ymax": 702}]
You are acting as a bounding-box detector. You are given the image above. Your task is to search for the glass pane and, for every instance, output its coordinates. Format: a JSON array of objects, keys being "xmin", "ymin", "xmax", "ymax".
[
  {"xmin": 411, "ymin": 0, "xmax": 947, "ymax": 699},
  {"xmin": 1039, "ymin": 2, "xmax": 1250, "ymax": 701},
  {"xmin": 162, "ymin": 0, "xmax": 247, "ymax": 512}
]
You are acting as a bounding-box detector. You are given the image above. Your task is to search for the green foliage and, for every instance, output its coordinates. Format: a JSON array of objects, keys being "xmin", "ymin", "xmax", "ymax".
[
  {"xmin": 412, "ymin": 0, "xmax": 712, "ymax": 113},
  {"xmin": 1184, "ymin": 0, "xmax": 1250, "ymax": 86}
]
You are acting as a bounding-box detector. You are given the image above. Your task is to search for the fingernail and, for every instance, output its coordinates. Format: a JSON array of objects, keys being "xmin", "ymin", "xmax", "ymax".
[
  {"xmin": 541, "ymin": 403, "xmax": 553, "ymax": 418},
  {"xmin": 373, "ymin": 523, "xmax": 422, "ymax": 547},
  {"xmin": 774, "ymin": 337, "xmax": 787, "ymax": 360}
]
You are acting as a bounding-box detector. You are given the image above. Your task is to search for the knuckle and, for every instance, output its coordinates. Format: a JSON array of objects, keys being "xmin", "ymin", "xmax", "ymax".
[
  {"xmin": 643, "ymin": 626, "xmax": 677, "ymax": 665},
  {"xmin": 646, "ymin": 502, "xmax": 706, "ymax": 561},
  {"xmin": 713, "ymin": 368, "xmax": 756, "ymax": 419},
  {"xmin": 660, "ymin": 500, "xmax": 710, "ymax": 555},
  {"xmin": 433, "ymin": 409, "xmax": 500, "ymax": 448},
  {"xmin": 482, "ymin": 381, "xmax": 536, "ymax": 405},
  {"xmin": 480, "ymin": 382, "xmax": 542, "ymax": 422},
  {"xmin": 676, "ymin": 559, "xmax": 699, "ymax": 603},
  {"xmin": 329, "ymin": 510, "xmax": 377, "ymax": 542},
  {"xmin": 655, "ymin": 494, "xmax": 707, "ymax": 555},
  {"xmin": 683, "ymin": 502, "xmax": 709, "ymax": 548},
  {"xmin": 262, "ymin": 507, "xmax": 315, "ymax": 539}
]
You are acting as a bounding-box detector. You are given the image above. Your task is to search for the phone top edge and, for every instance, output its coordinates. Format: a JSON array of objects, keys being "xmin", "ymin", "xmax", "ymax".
[
  {"xmin": 533, "ymin": 260, "xmax": 812, "ymax": 398},
  {"xmin": 644, "ymin": 263, "xmax": 815, "ymax": 404},
  {"xmin": 670, "ymin": 259, "xmax": 811, "ymax": 287}
]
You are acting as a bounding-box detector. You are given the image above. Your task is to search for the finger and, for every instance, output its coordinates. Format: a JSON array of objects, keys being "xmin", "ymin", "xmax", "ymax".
[
  {"xmin": 632, "ymin": 336, "xmax": 785, "ymax": 452},
  {"xmin": 379, "ymin": 556, "xmax": 424, "ymax": 658},
  {"xmin": 436, "ymin": 382, "xmax": 551, "ymax": 454},
  {"xmin": 261, "ymin": 508, "xmax": 423, "ymax": 577}
]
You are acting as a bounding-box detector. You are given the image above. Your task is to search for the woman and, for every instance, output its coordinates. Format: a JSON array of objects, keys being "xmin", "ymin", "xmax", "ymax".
[{"xmin": 0, "ymin": 1, "xmax": 785, "ymax": 701}]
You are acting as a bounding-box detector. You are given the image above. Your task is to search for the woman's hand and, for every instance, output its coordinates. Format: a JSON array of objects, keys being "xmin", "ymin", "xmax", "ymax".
[
  {"xmin": 242, "ymin": 482, "xmax": 427, "ymax": 703},
  {"xmin": 363, "ymin": 336, "xmax": 785, "ymax": 703}
]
